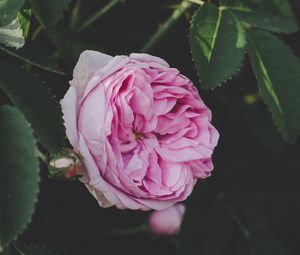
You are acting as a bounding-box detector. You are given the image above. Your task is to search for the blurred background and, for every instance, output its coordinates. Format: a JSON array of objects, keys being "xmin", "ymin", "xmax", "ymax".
[{"xmin": 1, "ymin": 0, "xmax": 300, "ymax": 254}]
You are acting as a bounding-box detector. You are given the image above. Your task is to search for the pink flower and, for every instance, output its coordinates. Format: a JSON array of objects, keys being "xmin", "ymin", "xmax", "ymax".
[
  {"xmin": 148, "ymin": 204, "xmax": 186, "ymax": 235},
  {"xmin": 61, "ymin": 51, "xmax": 219, "ymax": 210}
]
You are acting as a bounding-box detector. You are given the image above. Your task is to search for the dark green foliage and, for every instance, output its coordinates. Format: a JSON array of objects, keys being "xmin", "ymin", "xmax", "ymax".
[
  {"xmin": 0, "ymin": 63, "xmax": 65, "ymax": 152},
  {"xmin": 0, "ymin": 106, "xmax": 39, "ymax": 251},
  {"xmin": 31, "ymin": 0, "xmax": 71, "ymax": 27},
  {"xmin": 0, "ymin": 42, "xmax": 64, "ymax": 75},
  {"xmin": 189, "ymin": 0, "xmax": 300, "ymax": 141},
  {"xmin": 189, "ymin": 3, "xmax": 246, "ymax": 89},
  {"xmin": 248, "ymin": 30, "xmax": 300, "ymax": 142},
  {"xmin": 220, "ymin": 0, "xmax": 298, "ymax": 33},
  {"xmin": 0, "ymin": 0, "xmax": 24, "ymax": 26}
]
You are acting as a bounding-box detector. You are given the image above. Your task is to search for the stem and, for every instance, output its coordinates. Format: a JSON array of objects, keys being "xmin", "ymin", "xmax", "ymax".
[
  {"xmin": 188, "ymin": 0, "xmax": 205, "ymax": 5},
  {"xmin": 12, "ymin": 243, "xmax": 26, "ymax": 255},
  {"xmin": 175, "ymin": 237, "xmax": 182, "ymax": 255},
  {"xmin": 77, "ymin": 0, "xmax": 123, "ymax": 32},
  {"xmin": 38, "ymin": 150, "xmax": 47, "ymax": 163},
  {"xmin": 31, "ymin": 24, "xmax": 43, "ymax": 41},
  {"xmin": 221, "ymin": 201, "xmax": 251, "ymax": 241},
  {"xmin": 70, "ymin": 0, "xmax": 82, "ymax": 29},
  {"xmin": 140, "ymin": 0, "xmax": 193, "ymax": 53}
]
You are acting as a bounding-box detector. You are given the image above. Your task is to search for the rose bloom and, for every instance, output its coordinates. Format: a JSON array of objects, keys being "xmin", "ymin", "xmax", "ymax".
[
  {"xmin": 61, "ymin": 51, "xmax": 219, "ymax": 210},
  {"xmin": 148, "ymin": 204, "xmax": 186, "ymax": 235}
]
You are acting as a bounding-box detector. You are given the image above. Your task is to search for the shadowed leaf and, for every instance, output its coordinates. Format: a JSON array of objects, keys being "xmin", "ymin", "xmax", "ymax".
[
  {"xmin": 0, "ymin": 106, "xmax": 39, "ymax": 250},
  {"xmin": 189, "ymin": 3, "xmax": 246, "ymax": 89}
]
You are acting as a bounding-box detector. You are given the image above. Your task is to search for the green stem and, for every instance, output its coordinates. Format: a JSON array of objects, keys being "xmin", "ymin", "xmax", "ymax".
[
  {"xmin": 175, "ymin": 237, "xmax": 182, "ymax": 255},
  {"xmin": 31, "ymin": 24, "xmax": 43, "ymax": 41},
  {"xmin": 221, "ymin": 200, "xmax": 251, "ymax": 241},
  {"xmin": 188, "ymin": 0, "xmax": 205, "ymax": 5},
  {"xmin": 38, "ymin": 150, "xmax": 47, "ymax": 163},
  {"xmin": 77, "ymin": 0, "xmax": 123, "ymax": 32},
  {"xmin": 70, "ymin": 0, "xmax": 82, "ymax": 29},
  {"xmin": 140, "ymin": 1, "xmax": 193, "ymax": 53},
  {"xmin": 12, "ymin": 243, "xmax": 26, "ymax": 255}
]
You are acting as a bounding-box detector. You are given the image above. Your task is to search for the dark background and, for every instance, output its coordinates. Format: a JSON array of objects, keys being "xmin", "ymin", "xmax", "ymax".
[{"xmin": 1, "ymin": 0, "xmax": 300, "ymax": 254}]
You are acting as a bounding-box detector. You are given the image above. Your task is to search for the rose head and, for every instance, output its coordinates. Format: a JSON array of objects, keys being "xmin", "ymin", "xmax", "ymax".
[
  {"xmin": 148, "ymin": 203, "xmax": 186, "ymax": 235},
  {"xmin": 61, "ymin": 51, "xmax": 219, "ymax": 210}
]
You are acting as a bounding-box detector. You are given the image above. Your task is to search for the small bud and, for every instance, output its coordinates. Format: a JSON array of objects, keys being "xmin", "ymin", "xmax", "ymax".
[
  {"xmin": 148, "ymin": 204, "xmax": 186, "ymax": 235},
  {"xmin": 49, "ymin": 157, "xmax": 74, "ymax": 168},
  {"xmin": 48, "ymin": 149, "xmax": 83, "ymax": 181}
]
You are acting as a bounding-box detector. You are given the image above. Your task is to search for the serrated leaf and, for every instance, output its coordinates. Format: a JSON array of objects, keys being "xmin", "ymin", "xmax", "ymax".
[
  {"xmin": 31, "ymin": 0, "xmax": 71, "ymax": 27},
  {"xmin": 0, "ymin": 41, "xmax": 64, "ymax": 75},
  {"xmin": 13, "ymin": 243, "xmax": 63, "ymax": 255},
  {"xmin": 0, "ymin": 18, "xmax": 24, "ymax": 48},
  {"xmin": 189, "ymin": 4, "xmax": 246, "ymax": 89},
  {"xmin": 248, "ymin": 30, "xmax": 300, "ymax": 143},
  {"xmin": 0, "ymin": 0, "xmax": 24, "ymax": 26},
  {"xmin": 220, "ymin": 0, "xmax": 298, "ymax": 33},
  {"xmin": 0, "ymin": 106, "xmax": 39, "ymax": 251},
  {"xmin": 0, "ymin": 64, "xmax": 65, "ymax": 152}
]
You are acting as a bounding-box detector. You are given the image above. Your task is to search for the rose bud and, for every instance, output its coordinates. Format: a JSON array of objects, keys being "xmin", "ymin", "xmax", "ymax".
[
  {"xmin": 61, "ymin": 51, "xmax": 219, "ymax": 210},
  {"xmin": 48, "ymin": 149, "xmax": 83, "ymax": 180},
  {"xmin": 149, "ymin": 204, "xmax": 186, "ymax": 235}
]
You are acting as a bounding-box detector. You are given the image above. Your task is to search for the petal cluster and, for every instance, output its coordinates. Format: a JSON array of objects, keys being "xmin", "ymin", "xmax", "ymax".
[{"xmin": 61, "ymin": 51, "xmax": 219, "ymax": 210}]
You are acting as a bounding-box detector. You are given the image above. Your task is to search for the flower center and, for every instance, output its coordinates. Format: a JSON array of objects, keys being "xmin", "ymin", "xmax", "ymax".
[{"xmin": 135, "ymin": 132, "xmax": 143, "ymax": 140}]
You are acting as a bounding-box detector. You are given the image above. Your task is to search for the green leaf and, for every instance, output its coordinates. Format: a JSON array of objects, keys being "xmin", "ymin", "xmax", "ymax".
[
  {"xmin": 0, "ymin": 2, "xmax": 31, "ymax": 49},
  {"xmin": 18, "ymin": 7, "xmax": 31, "ymax": 39},
  {"xmin": 0, "ymin": 18, "xmax": 24, "ymax": 48},
  {"xmin": 31, "ymin": 0, "xmax": 71, "ymax": 27},
  {"xmin": 13, "ymin": 243, "xmax": 63, "ymax": 255},
  {"xmin": 189, "ymin": 3, "xmax": 246, "ymax": 89},
  {"xmin": 220, "ymin": 0, "xmax": 298, "ymax": 33},
  {"xmin": 0, "ymin": 41, "xmax": 64, "ymax": 75},
  {"xmin": 248, "ymin": 30, "xmax": 300, "ymax": 143},
  {"xmin": 0, "ymin": 63, "xmax": 65, "ymax": 152},
  {"xmin": 0, "ymin": 106, "xmax": 39, "ymax": 251},
  {"xmin": 0, "ymin": 0, "xmax": 24, "ymax": 26}
]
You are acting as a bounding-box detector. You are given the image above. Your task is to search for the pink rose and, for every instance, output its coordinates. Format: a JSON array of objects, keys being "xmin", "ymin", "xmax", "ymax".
[
  {"xmin": 61, "ymin": 51, "xmax": 219, "ymax": 210},
  {"xmin": 148, "ymin": 204, "xmax": 186, "ymax": 235}
]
